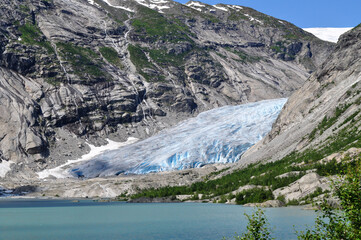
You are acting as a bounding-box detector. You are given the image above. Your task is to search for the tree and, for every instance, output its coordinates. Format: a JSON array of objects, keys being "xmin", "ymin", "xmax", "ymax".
[{"xmin": 231, "ymin": 207, "xmax": 274, "ymax": 240}]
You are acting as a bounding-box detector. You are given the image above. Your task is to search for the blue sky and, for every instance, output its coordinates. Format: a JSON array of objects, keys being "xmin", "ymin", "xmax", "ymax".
[{"xmin": 175, "ymin": 0, "xmax": 360, "ymax": 28}]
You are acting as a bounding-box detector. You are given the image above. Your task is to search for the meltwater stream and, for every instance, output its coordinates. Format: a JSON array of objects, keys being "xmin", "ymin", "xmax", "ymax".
[{"xmin": 72, "ymin": 98, "xmax": 287, "ymax": 177}]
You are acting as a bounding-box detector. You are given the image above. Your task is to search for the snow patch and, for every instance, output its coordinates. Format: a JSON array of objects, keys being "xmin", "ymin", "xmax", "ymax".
[
  {"xmin": 0, "ymin": 161, "xmax": 14, "ymax": 178},
  {"xmin": 135, "ymin": 0, "xmax": 170, "ymax": 12},
  {"xmin": 186, "ymin": 1, "xmax": 206, "ymax": 7},
  {"xmin": 244, "ymin": 13, "xmax": 263, "ymax": 24},
  {"xmin": 213, "ymin": 5, "xmax": 228, "ymax": 12},
  {"xmin": 37, "ymin": 138, "xmax": 138, "ymax": 179},
  {"xmin": 186, "ymin": 1, "xmax": 206, "ymax": 11},
  {"xmin": 303, "ymin": 27, "xmax": 352, "ymax": 43},
  {"xmin": 233, "ymin": 5, "xmax": 243, "ymax": 10},
  {"xmin": 101, "ymin": 0, "xmax": 135, "ymax": 12},
  {"xmin": 228, "ymin": 5, "xmax": 243, "ymax": 11},
  {"xmin": 72, "ymin": 99, "xmax": 287, "ymax": 177}
]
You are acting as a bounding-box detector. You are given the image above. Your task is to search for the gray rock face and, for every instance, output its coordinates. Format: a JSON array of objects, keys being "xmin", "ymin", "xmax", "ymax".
[
  {"xmin": 0, "ymin": 68, "xmax": 46, "ymax": 163},
  {"xmin": 241, "ymin": 25, "xmax": 361, "ymax": 165},
  {"xmin": 243, "ymin": 199, "xmax": 285, "ymax": 208},
  {"xmin": 0, "ymin": 0, "xmax": 333, "ymax": 179},
  {"xmin": 273, "ymin": 173, "xmax": 330, "ymax": 202}
]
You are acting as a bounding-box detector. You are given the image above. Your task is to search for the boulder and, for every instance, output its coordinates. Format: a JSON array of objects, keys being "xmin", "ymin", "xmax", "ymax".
[
  {"xmin": 243, "ymin": 200, "xmax": 285, "ymax": 208},
  {"xmin": 273, "ymin": 173, "xmax": 330, "ymax": 202}
]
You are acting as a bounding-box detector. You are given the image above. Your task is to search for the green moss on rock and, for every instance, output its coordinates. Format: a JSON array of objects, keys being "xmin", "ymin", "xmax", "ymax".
[
  {"xmin": 56, "ymin": 42, "xmax": 109, "ymax": 82},
  {"xmin": 99, "ymin": 47, "xmax": 123, "ymax": 69},
  {"xmin": 18, "ymin": 23, "xmax": 54, "ymax": 54}
]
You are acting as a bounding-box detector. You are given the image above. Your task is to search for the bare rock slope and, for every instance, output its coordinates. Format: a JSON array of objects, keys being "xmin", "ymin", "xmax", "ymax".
[
  {"xmin": 241, "ymin": 24, "xmax": 361, "ymax": 165},
  {"xmin": 0, "ymin": 0, "xmax": 333, "ymax": 178}
]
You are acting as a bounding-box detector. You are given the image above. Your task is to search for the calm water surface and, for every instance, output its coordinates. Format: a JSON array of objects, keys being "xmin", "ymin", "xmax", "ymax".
[{"xmin": 0, "ymin": 199, "xmax": 316, "ymax": 240}]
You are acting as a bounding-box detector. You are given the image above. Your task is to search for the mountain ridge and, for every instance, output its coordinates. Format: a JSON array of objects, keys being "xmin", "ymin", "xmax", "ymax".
[
  {"xmin": 240, "ymin": 25, "xmax": 361, "ymax": 167},
  {"xmin": 0, "ymin": 0, "xmax": 333, "ymax": 182}
]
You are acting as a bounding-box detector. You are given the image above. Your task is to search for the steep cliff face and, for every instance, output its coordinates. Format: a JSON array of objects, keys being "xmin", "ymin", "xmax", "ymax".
[
  {"xmin": 0, "ymin": 0, "xmax": 333, "ymax": 177},
  {"xmin": 242, "ymin": 25, "xmax": 361, "ymax": 164}
]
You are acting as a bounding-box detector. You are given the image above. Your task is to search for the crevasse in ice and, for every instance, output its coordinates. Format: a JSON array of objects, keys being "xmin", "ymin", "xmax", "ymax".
[{"xmin": 71, "ymin": 98, "xmax": 287, "ymax": 177}]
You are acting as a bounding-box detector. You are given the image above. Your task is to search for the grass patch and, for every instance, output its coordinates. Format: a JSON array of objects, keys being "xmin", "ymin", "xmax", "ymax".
[
  {"xmin": 225, "ymin": 47, "xmax": 262, "ymax": 63},
  {"xmin": 308, "ymin": 103, "xmax": 351, "ymax": 140},
  {"xmin": 18, "ymin": 23, "xmax": 54, "ymax": 54},
  {"xmin": 128, "ymin": 44, "xmax": 165, "ymax": 82},
  {"xmin": 131, "ymin": 6, "xmax": 193, "ymax": 43},
  {"xmin": 57, "ymin": 42, "xmax": 108, "ymax": 82},
  {"xmin": 149, "ymin": 48, "xmax": 191, "ymax": 67},
  {"xmin": 270, "ymin": 41, "xmax": 286, "ymax": 54},
  {"xmin": 99, "ymin": 47, "xmax": 123, "ymax": 68}
]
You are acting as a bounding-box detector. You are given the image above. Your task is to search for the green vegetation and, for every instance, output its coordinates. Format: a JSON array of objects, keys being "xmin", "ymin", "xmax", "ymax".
[
  {"xmin": 225, "ymin": 47, "xmax": 262, "ymax": 63},
  {"xmin": 127, "ymin": 94, "xmax": 361, "ymax": 205},
  {"xmin": 297, "ymin": 158, "xmax": 361, "ymax": 239},
  {"xmin": 270, "ymin": 41, "xmax": 295, "ymax": 60},
  {"xmin": 283, "ymin": 33, "xmax": 298, "ymax": 40},
  {"xmin": 131, "ymin": 6, "xmax": 193, "ymax": 43},
  {"xmin": 127, "ymin": 108, "xmax": 361, "ymax": 204},
  {"xmin": 227, "ymin": 207, "xmax": 273, "ymax": 240},
  {"xmin": 149, "ymin": 48, "xmax": 190, "ymax": 67},
  {"xmin": 205, "ymin": 167, "xmax": 231, "ymax": 180},
  {"xmin": 128, "ymin": 44, "xmax": 154, "ymax": 81},
  {"xmin": 19, "ymin": 4, "xmax": 30, "ymax": 13},
  {"xmin": 128, "ymin": 44, "xmax": 151, "ymax": 69},
  {"xmin": 18, "ymin": 23, "xmax": 54, "ymax": 53},
  {"xmin": 235, "ymin": 188, "xmax": 273, "ymax": 205},
  {"xmin": 127, "ymin": 150, "xmax": 339, "ymax": 203},
  {"xmin": 353, "ymin": 23, "xmax": 361, "ymax": 30},
  {"xmin": 228, "ymin": 12, "xmax": 248, "ymax": 21},
  {"xmin": 309, "ymin": 103, "xmax": 351, "ymax": 140},
  {"xmin": 231, "ymin": 158, "xmax": 361, "ymax": 239},
  {"xmin": 128, "ymin": 44, "xmax": 171, "ymax": 82},
  {"xmin": 270, "ymin": 41, "xmax": 286, "ymax": 53},
  {"xmin": 99, "ymin": 47, "xmax": 123, "ymax": 68},
  {"xmin": 57, "ymin": 42, "xmax": 108, "ymax": 81},
  {"xmin": 94, "ymin": 0, "xmax": 129, "ymax": 23}
]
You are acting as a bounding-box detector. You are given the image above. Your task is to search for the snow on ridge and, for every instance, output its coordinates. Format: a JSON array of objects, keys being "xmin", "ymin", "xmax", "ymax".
[
  {"xmin": 135, "ymin": 0, "xmax": 170, "ymax": 13},
  {"xmin": 213, "ymin": 5, "xmax": 228, "ymax": 12},
  {"xmin": 87, "ymin": 0, "xmax": 102, "ymax": 8},
  {"xmin": 71, "ymin": 98, "xmax": 287, "ymax": 177},
  {"xmin": 303, "ymin": 27, "xmax": 352, "ymax": 43},
  {"xmin": 186, "ymin": 1, "xmax": 206, "ymax": 11},
  {"xmin": 101, "ymin": 0, "xmax": 135, "ymax": 12},
  {"xmin": 186, "ymin": 1, "xmax": 206, "ymax": 7},
  {"xmin": 244, "ymin": 13, "xmax": 263, "ymax": 24},
  {"xmin": 228, "ymin": 5, "xmax": 243, "ymax": 11}
]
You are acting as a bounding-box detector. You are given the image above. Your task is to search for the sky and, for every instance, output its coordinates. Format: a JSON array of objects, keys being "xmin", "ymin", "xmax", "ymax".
[{"xmin": 175, "ymin": 0, "xmax": 361, "ymax": 28}]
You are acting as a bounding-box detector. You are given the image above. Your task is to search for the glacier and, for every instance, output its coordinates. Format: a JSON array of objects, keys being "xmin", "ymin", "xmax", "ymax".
[
  {"xmin": 303, "ymin": 27, "xmax": 352, "ymax": 43},
  {"xmin": 71, "ymin": 98, "xmax": 287, "ymax": 178}
]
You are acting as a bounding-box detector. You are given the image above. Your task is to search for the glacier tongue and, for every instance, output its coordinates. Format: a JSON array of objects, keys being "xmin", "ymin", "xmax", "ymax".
[{"xmin": 72, "ymin": 98, "xmax": 287, "ymax": 177}]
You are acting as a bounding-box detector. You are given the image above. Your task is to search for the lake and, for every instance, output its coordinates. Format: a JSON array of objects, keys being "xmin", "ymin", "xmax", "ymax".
[{"xmin": 0, "ymin": 199, "xmax": 316, "ymax": 240}]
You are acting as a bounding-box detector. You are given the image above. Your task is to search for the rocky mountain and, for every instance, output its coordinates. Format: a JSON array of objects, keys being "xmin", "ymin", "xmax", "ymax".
[
  {"xmin": 241, "ymin": 24, "xmax": 361, "ymax": 166},
  {"xmin": 0, "ymin": 0, "xmax": 333, "ymax": 179}
]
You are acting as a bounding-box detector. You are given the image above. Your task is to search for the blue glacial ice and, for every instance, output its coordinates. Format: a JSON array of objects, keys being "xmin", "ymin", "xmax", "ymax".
[{"xmin": 71, "ymin": 98, "xmax": 287, "ymax": 177}]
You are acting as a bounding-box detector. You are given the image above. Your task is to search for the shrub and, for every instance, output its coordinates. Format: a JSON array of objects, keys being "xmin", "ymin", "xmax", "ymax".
[
  {"xmin": 227, "ymin": 207, "xmax": 274, "ymax": 240},
  {"xmin": 297, "ymin": 158, "xmax": 361, "ymax": 239},
  {"xmin": 235, "ymin": 188, "xmax": 273, "ymax": 205}
]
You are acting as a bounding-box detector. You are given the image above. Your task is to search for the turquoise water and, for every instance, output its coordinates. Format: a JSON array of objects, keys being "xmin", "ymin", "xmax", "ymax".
[{"xmin": 0, "ymin": 200, "xmax": 316, "ymax": 240}]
